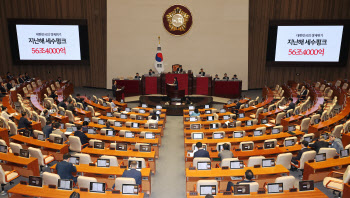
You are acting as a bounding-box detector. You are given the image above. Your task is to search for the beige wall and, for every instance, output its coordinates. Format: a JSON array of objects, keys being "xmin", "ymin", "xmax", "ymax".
[{"xmin": 107, "ymin": 0, "xmax": 249, "ymax": 90}]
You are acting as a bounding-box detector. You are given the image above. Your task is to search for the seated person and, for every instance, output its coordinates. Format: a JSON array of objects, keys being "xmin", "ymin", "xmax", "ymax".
[
  {"xmin": 0, "ymin": 82, "xmax": 7, "ymax": 95},
  {"xmin": 112, "ymin": 161, "xmax": 142, "ymax": 189},
  {"xmin": 103, "ymin": 122, "xmax": 113, "ymax": 130},
  {"xmin": 50, "ymin": 91, "xmax": 58, "ymax": 99},
  {"xmin": 43, "ymin": 120, "xmax": 54, "ymax": 138},
  {"xmin": 232, "ymin": 74, "xmax": 238, "ymax": 80},
  {"xmin": 199, "ymin": 68, "xmax": 205, "ymax": 76},
  {"xmin": 75, "ymin": 94, "xmax": 84, "ymax": 104},
  {"xmin": 329, "ymin": 134, "xmax": 344, "ymax": 154},
  {"xmin": 213, "ymin": 74, "xmax": 220, "ymax": 81},
  {"xmin": 6, "ymin": 72, "xmax": 13, "ymax": 80},
  {"xmin": 40, "ymin": 109, "xmax": 51, "ymax": 122},
  {"xmin": 1, "ymin": 106, "xmax": 15, "ymax": 121},
  {"xmin": 57, "ymin": 77, "xmax": 62, "ymax": 83},
  {"xmin": 52, "ymin": 122, "xmax": 68, "ymax": 142},
  {"xmin": 316, "ymin": 104, "xmax": 324, "ymax": 116},
  {"xmin": 18, "ymin": 74, "xmax": 25, "ymax": 84},
  {"xmin": 218, "ymin": 143, "xmax": 233, "ymax": 161},
  {"xmin": 291, "ymin": 140, "xmax": 310, "ymax": 164},
  {"xmin": 67, "ymin": 99, "xmax": 76, "ymax": 116},
  {"xmin": 147, "ymin": 115, "xmax": 159, "ymax": 124},
  {"xmin": 231, "ymin": 100, "xmax": 241, "ymax": 113},
  {"xmin": 24, "ymin": 72, "xmax": 31, "ymax": 81},
  {"xmin": 226, "ymin": 169, "xmax": 254, "ymax": 191},
  {"xmin": 285, "ymin": 98, "xmax": 295, "ymax": 111},
  {"xmin": 309, "ymin": 136, "xmax": 329, "ymax": 153},
  {"xmin": 56, "ymin": 153, "xmax": 77, "ymax": 183},
  {"xmin": 299, "ymin": 89, "xmax": 308, "ymax": 100},
  {"xmin": 82, "ymin": 121, "xmax": 89, "ymax": 132},
  {"xmin": 222, "ymin": 73, "xmax": 229, "ymax": 80},
  {"xmin": 176, "ymin": 65, "xmax": 183, "ymax": 73},
  {"xmin": 134, "ymin": 73, "xmax": 141, "ymax": 80},
  {"xmin": 148, "ymin": 69, "xmax": 155, "ymax": 76},
  {"xmin": 74, "ymin": 125, "xmax": 89, "ymax": 147},
  {"xmin": 193, "ymin": 142, "xmax": 210, "ymax": 158},
  {"xmin": 190, "ymin": 109, "xmax": 200, "ymax": 117},
  {"xmin": 18, "ymin": 112, "xmax": 32, "ymax": 131},
  {"xmin": 6, "ymin": 81, "xmax": 14, "ymax": 90},
  {"xmin": 58, "ymin": 98, "xmax": 68, "ymax": 110}
]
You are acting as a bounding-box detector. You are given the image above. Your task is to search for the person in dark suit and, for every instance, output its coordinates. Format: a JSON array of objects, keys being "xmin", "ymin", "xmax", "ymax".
[
  {"xmin": 57, "ymin": 77, "xmax": 62, "ymax": 83},
  {"xmin": 24, "ymin": 73, "xmax": 31, "ymax": 81},
  {"xmin": 299, "ymin": 89, "xmax": 308, "ymax": 100},
  {"xmin": 43, "ymin": 120, "xmax": 53, "ymax": 138},
  {"xmin": 223, "ymin": 73, "xmax": 229, "ymax": 80},
  {"xmin": 58, "ymin": 98, "xmax": 67, "ymax": 110},
  {"xmin": 18, "ymin": 112, "xmax": 32, "ymax": 130},
  {"xmin": 316, "ymin": 104, "xmax": 324, "ymax": 116},
  {"xmin": 148, "ymin": 69, "xmax": 155, "ymax": 76},
  {"xmin": 194, "ymin": 142, "xmax": 210, "ymax": 158},
  {"xmin": 226, "ymin": 169, "xmax": 254, "ymax": 191},
  {"xmin": 67, "ymin": 99, "xmax": 76, "ymax": 116},
  {"xmin": 56, "ymin": 154, "xmax": 77, "ymax": 183},
  {"xmin": 112, "ymin": 81, "xmax": 117, "ymax": 97},
  {"xmin": 199, "ymin": 68, "xmax": 205, "ymax": 76},
  {"xmin": 134, "ymin": 73, "xmax": 141, "ymax": 80},
  {"xmin": 6, "ymin": 81, "xmax": 13, "ymax": 91},
  {"xmin": 18, "ymin": 74, "xmax": 25, "ymax": 84},
  {"xmin": 291, "ymin": 140, "xmax": 310, "ymax": 164},
  {"xmin": 6, "ymin": 72, "xmax": 13, "ymax": 80},
  {"xmin": 231, "ymin": 100, "xmax": 241, "ymax": 113},
  {"xmin": 73, "ymin": 125, "xmax": 89, "ymax": 148},
  {"xmin": 173, "ymin": 77, "xmax": 178, "ymax": 90},
  {"xmin": 82, "ymin": 121, "xmax": 89, "ymax": 132},
  {"xmin": 0, "ymin": 82, "xmax": 7, "ymax": 95},
  {"xmin": 75, "ymin": 94, "xmax": 84, "ymax": 104},
  {"xmin": 285, "ymin": 98, "xmax": 296, "ymax": 111},
  {"xmin": 103, "ymin": 122, "xmax": 114, "ymax": 130},
  {"xmin": 213, "ymin": 74, "xmax": 220, "ymax": 81},
  {"xmin": 112, "ymin": 161, "xmax": 142, "ymax": 189},
  {"xmin": 176, "ymin": 65, "xmax": 183, "ymax": 73},
  {"xmin": 309, "ymin": 136, "xmax": 330, "ymax": 153}
]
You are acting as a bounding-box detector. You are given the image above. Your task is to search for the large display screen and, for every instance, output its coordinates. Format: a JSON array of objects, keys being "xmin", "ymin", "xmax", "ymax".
[
  {"xmin": 8, "ymin": 19, "xmax": 90, "ymax": 65},
  {"xmin": 266, "ymin": 21, "xmax": 350, "ymax": 66}
]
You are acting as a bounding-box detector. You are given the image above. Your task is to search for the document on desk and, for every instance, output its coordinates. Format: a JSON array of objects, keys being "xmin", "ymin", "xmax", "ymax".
[
  {"xmin": 92, "ymin": 183, "xmax": 103, "ymax": 192},
  {"xmin": 265, "ymin": 124, "xmax": 273, "ymax": 127},
  {"xmin": 279, "ymin": 106, "xmax": 287, "ymax": 110},
  {"xmin": 64, "ymin": 131, "xmax": 73, "ymax": 135}
]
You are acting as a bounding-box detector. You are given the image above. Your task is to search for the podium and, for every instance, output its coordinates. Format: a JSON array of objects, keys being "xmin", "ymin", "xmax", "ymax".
[
  {"xmin": 166, "ymin": 84, "xmax": 185, "ymax": 99},
  {"xmin": 115, "ymin": 86, "xmax": 125, "ymax": 102}
]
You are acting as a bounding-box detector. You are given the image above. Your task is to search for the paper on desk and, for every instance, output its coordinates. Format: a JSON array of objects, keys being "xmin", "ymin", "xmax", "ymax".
[
  {"xmin": 265, "ymin": 124, "xmax": 273, "ymax": 127},
  {"xmin": 279, "ymin": 106, "xmax": 287, "ymax": 110},
  {"xmin": 64, "ymin": 132, "xmax": 73, "ymax": 135}
]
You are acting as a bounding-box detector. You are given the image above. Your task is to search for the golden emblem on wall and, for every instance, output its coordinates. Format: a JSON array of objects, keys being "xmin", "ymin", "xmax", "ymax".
[{"xmin": 163, "ymin": 5, "xmax": 193, "ymax": 36}]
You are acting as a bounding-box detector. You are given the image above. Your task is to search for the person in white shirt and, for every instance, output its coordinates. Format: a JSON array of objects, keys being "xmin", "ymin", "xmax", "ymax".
[
  {"xmin": 147, "ymin": 115, "xmax": 158, "ymax": 124},
  {"xmin": 1, "ymin": 106, "xmax": 15, "ymax": 121}
]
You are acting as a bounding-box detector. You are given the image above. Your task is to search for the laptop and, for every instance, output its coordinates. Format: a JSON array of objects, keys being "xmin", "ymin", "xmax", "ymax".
[
  {"xmin": 315, "ymin": 153, "xmax": 326, "ymax": 162},
  {"xmin": 253, "ymin": 130, "xmax": 263, "ymax": 136},
  {"xmin": 89, "ymin": 182, "xmax": 106, "ymax": 193},
  {"xmin": 0, "ymin": 145, "xmax": 8, "ymax": 153},
  {"xmin": 228, "ymin": 122, "xmax": 236, "ymax": 128},
  {"xmin": 234, "ymin": 184, "xmax": 250, "ymax": 195},
  {"xmin": 125, "ymin": 131, "xmax": 135, "ymax": 138},
  {"xmin": 84, "ymin": 117, "xmax": 90, "ymax": 122},
  {"xmin": 299, "ymin": 180, "xmax": 315, "ymax": 191},
  {"xmin": 120, "ymin": 114, "xmax": 127, "ymax": 119},
  {"xmin": 114, "ymin": 121, "xmax": 122, "ymax": 127},
  {"xmin": 156, "ymin": 105, "xmax": 162, "ymax": 109},
  {"xmin": 246, "ymin": 120, "xmax": 252, "ymax": 126},
  {"xmin": 272, "ymin": 128, "xmax": 280, "ymax": 134},
  {"xmin": 262, "ymin": 158, "xmax": 275, "ymax": 167},
  {"xmin": 200, "ymin": 185, "xmax": 216, "ymax": 196},
  {"xmin": 314, "ymin": 118, "xmax": 320, "ymax": 124},
  {"xmin": 241, "ymin": 143, "xmax": 253, "ymax": 151},
  {"xmin": 261, "ymin": 119, "xmax": 268, "ymax": 124},
  {"xmin": 37, "ymin": 133, "xmax": 45, "ymax": 141},
  {"xmin": 98, "ymin": 119, "xmax": 106, "ymax": 125},
  {"xmin": 125, "ymin": 108, "xmax": 131, "ymax": 112},
  {"xmin": 189, "ymin": 117, "xmax": 197, "ymax": 122},
  {"xmin": 189, "ymin": 111, "xmax": 194, "ymax": 115},
  {"xmin": 340, "ymin": 149, "xmax": 349, "ymax": 158},
  {"xmin": 197, "ymin": 162, "xmax": 211, "ymax": 170},
  {"xmin": 303, "ymin": 136, "xmax": 312, "ymax": 143},
  {"xmin": 94, "ymin": 142, "xmax": 105, "ymax": 149},
  {"xmin": 192, "ymin": 133, "xmax": 203, "ymax": 140},
  {"xmin": 116, "ymin": 143, "xmax": 128, "ymax": 151},
  {"xmin": 106, "ymin": 130, "xmax": 115, "ymax": 137},
  {"xmin": 234, "ymin": 131, "xmax": 244, "ymax": 138},
  {"xmin": 131, "ymin": 123, "xmax": 140, "ymax": 128},
  {"xmin": 149, "ymin": 123, "xmax": 158, "ymax": 129},
  {"xmin": 190, "ymin": 124, "xmax": 201, "ymax": 130},
  {"xmin": 321, "ymin": 133, "xmax": 329, "ymax": 140},
  {"xmin": 267, "ymin": 183, "xmax": 283, "ymax": 194},
  {"xmin": 88, "ymin": 128, "xmax": 96, "ymax": 134},
  {"xmin": 140, "ymin": 144, "xmax": 151, "ymax": 152},
  {"xmin": 19, "ymin": 149, "xmax": 30, "ymax": 158},
  {"xmin": 142, "ymin": 104, "xmax": 148, "ymax": 108},
  {"xmin": 209, "ymin": 123, "xmax": 219, "ymax": 129},
  {"xmin": 23, "ymin": 130, "xmax": 31, "ymax": 137},
  {"xmin": 102, "ymin": 102, "xmax": 107, "ymax": 107},
  {"xmin": 97, "ymin": 159, "xmax": 110, "ymax": 167},
  {"xmin": 264, "ymin": 141, "xmax": 275, "ymax": 149},
  {"xmin": 213, "ymin": 132, "xmax": 224, "ymax": 139},
  {"xmin": 145, "ymin": 132, "xmax": 155, "ymax": 139},
  {"xmin": 220, "ymin": 109, "xmax": 226, "ymax": 113},
  {"xmin": 286, "ymin": 112, "xmax": 291, "ymax": 118},
  {"xmin": 285, "ymin": 139, "xmax": 295, "ymax": 147},
  {"xmin": 207, "ymin": 116, "xmax": 214, "ymax": 121},
  {"xmin": 29, "ymin": 176, "xmax": 43, "ymax": 187},
  {"xmin": 238, "ymin": 113, "xmax": 245, "ymax": 118},
  {"xmin": 58, "ymin": 179, "xmax": 73, "ymax": 190},
  {"xmin": 263, "ymin": 108, "xmax": 268, "ymax": 113},
  {"xmin": 69, "ymin": 156, "xmax": 80, "ymax": 165},
  {"xmin": 54, "ymin": 137, "xmax": 63, "ymax": 144},
  {"xmin": 288, "ymin": 125, "xmax": 296, "ymax": 132},
  {"xmin": 106, "ymin": 112, "xmax": 112, "ymax": 117},
  {"xmin": 245, "ymin": 104, "xmax": 249, "ymax": 108},
  {"xmin": 60, "ymin": 123, "xmax": 65, "ymax": 129},
  {"xmin": 230, "ymin": 161, "xmax": 244, "ymax": 169},
  {"xmin": 189, "ymin": 106, "xmax": 195, "ymax": 110},
  {"xmin": 205, "ymin": 105, "xmax": 210, "ymax": 109},
  {"xmin": 205, "ymin": 110, "xmax": 212, "ymax": 114},
  {"xmin": 139, "ymin": 109, "xmax": 146, "ymax": 114},
  {"xmin": 223, "ymin": 115, "xmax": 230, "ymax": 120},
  {"xmin": 122, "ymin": 184, "xmax": 139, "ymax": 195}
]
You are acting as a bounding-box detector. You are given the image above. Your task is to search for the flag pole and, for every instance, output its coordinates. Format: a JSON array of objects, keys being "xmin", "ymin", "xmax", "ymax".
[{"xmin": 158, "ymin": 36, "xmax": 160, "ymax": 44}]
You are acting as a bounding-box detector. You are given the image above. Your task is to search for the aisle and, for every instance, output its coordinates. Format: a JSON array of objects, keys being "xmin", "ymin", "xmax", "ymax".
[{"xmin": 151, "ymin": 116, "xmax": 186, "ymax": 198}]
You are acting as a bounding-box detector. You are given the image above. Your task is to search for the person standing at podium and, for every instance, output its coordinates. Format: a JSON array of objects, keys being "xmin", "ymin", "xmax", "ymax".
[
  {"xmin": 112, "ymin": 81, "xmax": 117, "ymax": 97},
  {"xmin": 173, "ymin": 77, "xmax": 178, "ymax": 90},
  {"xmin": 199, "ymin": 68, "xmax": 206, "ymax": 76}
]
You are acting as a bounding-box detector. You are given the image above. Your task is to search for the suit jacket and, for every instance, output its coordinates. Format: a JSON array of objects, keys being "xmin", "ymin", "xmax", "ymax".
[
  {"xmin": 18, "ymin": 78, "xmax": 25, "ymax": 84},
  {"xmin": 74, "ymin": 130, "xmax": 89, "ymax": 146},
  {"xmin": 43, "ymin": 125, "xmax": 53, "ymax": 138},
  {"xmin": 7, "ymin": 75, "xmax": 13, "ymax": 80},
  {"xmin": 0, "ymin": 86, "xmax": 6, "ymax": 93},
  {"xmin": 56, "ymin": 161, "xmax": 77, "ymax": 180},
  {"xmin": 112, "ymin": 84, "xmax": 117, "ymax": 97},
  {"xmin": 18, "ymin": 117, "xmax": 32, "ymax": 129},
  {"xmin": 223, "ymin": 77, "xmax": 229, "ymax": 80},
  {"xmin": 176, "ymin": 68, "xmax": 183, "ymax": 73},
  {"xmin": 199, "ymin": 72, "xmax": 205, "ymax": 76},
  {"xmin": 67, "ymin": 104, "xmax": 75, "ymax": 114},
  {"xmin": 193, "ymin": 149, "xmax": 210, "ymax": 158},
  {"xmin": 24, "ymin": 76, "xmax": 31, "ymax": 81},
  {"xmin": 134, "ymin": 76, "xmax": 141, "ymax": 80},
  {"xmin": 148, "ymin": 71, "xmax": 155, "ymax": 76},
  {"xmin": 122, "ymin": 169, "xmax": 142, "ymax": 185},
  {"xmin": 235, "ymin": 102, "xmax": 242, "ymax": 110},
  {"xmin": 213, "ymin": 77, "xmax": 220, "ymax": 81},
  {"xmin": 309, "ymin": 140, "xmax": 330, "ymax": 153},
  {"xmin": 6, "ymin": 83, "xmax": 13, "ymax": 90},
  {"xmin": 285, "ymin": 102, "xmax": 295, "ymax": 111},
  {"xmin": 292, "ymin": 147, "xmax": 310, "ymax": 161},
  {"xmin": 174, "ymin": 80, "xmax": 178, "ymax": 90},
  {"xmin": 58, "ymin": 101, "xmax": 67, "ymax": 110}
]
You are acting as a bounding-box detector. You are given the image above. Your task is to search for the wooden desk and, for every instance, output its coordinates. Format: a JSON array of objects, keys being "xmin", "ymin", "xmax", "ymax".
[
  {"xmin": 84, "ymin": 98, "xmax": 111, "ymax": 115},
  {"xmin": 125, "ymin": 112, "xmax": 166, "ymax": 120},
  {"xmin": 8, "ymin": 184, "xmax": 144, "ymax": 198},
  {"xmin": 239, "ymin": 89, "xmax": 274, "ymax": 113},
  {"xmin": 183, "ymin": 124, "xmax": 275, "ymax": 136},
  {"xmin": 88, "ymin": 123, "xmax": 163, "ymax": 137},
  {"xmin": 0, "ymin": 153, "xmax": 39, "ymax": 177},
  {"xmin": 342, "ymin": 133, "xmax": 350, "ymax": 147},
  {"xmin": 303, "ymin": 156, "xmax": 350, "ymax": 182},
  {"xmin": 183, "ymin": 108, "xmax": 217, "ymax": 115},
  {"xmin": 75, "ymin": 108, "xmax": 92, "ymax": 120},
  {"xmin": 11, "ymin": 134, "xmax": 69, "ymax": 161},
  {"xmin": 0, "ymin": 128, "xmax": 9, "ymax": 146},
  {"xmin": 183, "ymin": 118, "xmax": 253, "ymax": 127},
  {"xmin": 135, "ymin": 107, "xmax": 166, "ymax": 114},
  {"xmin": 186, "ymin": 188, "xmax": 327, "ymax": 198},
  {"xmin": 99, "ymin": 115, "xmax": 164, "ymax": 128},
  {"xmin": 185, "ymin": 165, "xmax": 289, "ymax": 192},
  {"xmin": 50, "ymin": 164, "xmax": 151, "ymax": 194},
  {"xmin": 102, "ymin": 97, "xmax": 127, "ymax": 110},
  {"xmin": 183, "ymin": 112, "xmax": 232, "ymax": 121},
  {"xmin": 81, "ymin": 147, "xmax": 156, "ymax": 174},
  {"xmin": 223, "ymin": 98, "xmax": 250, "ymax": 110}
]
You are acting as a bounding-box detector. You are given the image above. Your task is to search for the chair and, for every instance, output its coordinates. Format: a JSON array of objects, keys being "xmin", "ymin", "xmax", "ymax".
[
  {"xmin": 275, "ymin": 176, "xmax": 295, "ymax": 190},
  {"xmin": 345, "ymin": 144, "xmax": 350, "ymax": 150},
  {"xmin": 332, "ymin": 124, "xmax": 343, "ymax": 138},
  {"xmin": 295, "ymin": 118, "xmax": 310, "ymax": 132},
  {"xmin": 69, "ymin": 136, "xmax": 88, "ymax": 152},
  {"xmin": 66, "ymin": 110, "xmax": 81, "ymax": 122},
  {"xmin": 240, "ymin": 182, "xmax": 259, "ymax": 192},
  {"xmin": 8, "ymin": 121, "xmax": 17, "ymax": 136},
  {"xmin": 46, "ymin": 87, "xmax": 52, "ymax": 96},
  {"xmin": 0, "ymin": 140, "xmax": 6, "ymax": 147},
  {"xmin": 301, "ymin": 134, "xmax": 314, "ymax": 142},
  {"xmin": 284, "ymin": 137, "xmax": 297, "ymax": 146},
  {"xmin": 87, "ymin": 105, "xmax": 101, "ymax": 117},
  {"xmin": 255, "ymin": 127, "xmax": 266, "ymax": 134},
  {"xmin": 196, "ymin": 180, "xmax": 218, "ymax": 195},
  {"xmin": 74, "ymin": 153, "xmax": 92, "ymax": 164},
  {"xmin": 293, "ymin": 106, "xmax": 301, "ymax": 115},
  {"xmin": 31, "ymin": 82, "xmax": 37, "ymax": 89},
  {"xmin": 91, "ymin": 117, "xmax": 99, "ymax": 123},
  {"xmin": 33, "ymin": 130, "xmax": 44, "ymax": 138},
  {"xmin": 100, "ymin": 129, "xmax": 107, "ymax": 135},
  {"xmin": 0, "ymin": 165, "xmax": 19, "ymax": 194},
  {"xmin": 119, "ymin": 130, "xmax": 131, "ymax": 136},
  {"xmin": 55, "ymin": 81, "xmax": 60, "ymax": 88},
  {"xmin": 89, "ymin": 139, "xmax": 102, "ymax": 147},
  {"xmin": 193, "ymin": 158, "xmax": 211, "ymax": 168},
  {"xmin": 268, "ymin": 104, "xmax": 275, "ymax": 112},
  {"xmin": 324, "ymin": 89, "xmax": 333, "ymax": 101},
  {"xmin": 39, "ymin": 116, "xmax": 46, "ymax": 128},
  {"xmin": 320, "ymin": 111, "xmax": 328, "ymax": 122},
  {"xmin": 212, "ymin": 131, "xmax": 225, "ymax": 139},
  {"xmin": 342, "ymin": 83, "xmax": 348, "ymax": 90},
  {"xmin": 28, "ymin": 147, "xmax": 55, "ymax": 170},
  {"xmin": 114, "ymin": 178, "xmax": 136, "ymax": 191},
  {"xmin": 263, "ymin": 139, "xmax": 277, "ymax": 149},
  {"xmin": 276, "ymin": 153, "xmax": 293, "ymax": 169},
  {"xmin": 291, "ymin": 150, "xmax": 316, "ymax": 172},
  {"xmin": 65, "ymin": 123, "xmax": 75, "ymax": 128},
  {"xmin": 319, "ymin": 148, "xmax": 337, "ymax": 159},
  {"xmin": 50, "ymin": 84, "xmax": 56, "ymax": 91},
  {"xmin": 135, "ymin": 143, "xmax": 150, "ymax": 151},
  {"xmin": 43, "ymin": 172, "xmax": 60, "ymax": 186},
  {"xmin": 310, "ymin": 114, "xmax": 320, "ymax": 125},
  {"xmin": 49, "ymin": 133, "xmax": 61, "ymax": 141},
  {"xmin": 9, "ymin": 143, "xmax": 22, "ymax": 155},
  {"xmin": 323, "ymin": 165, "xmax": 350, "ymax": 196},
  {"xmin": 77, "ymin": 176, "xmax": 97, "ymax": 189},
  {"xmin": 269, "ymin": 112, "xmax": 285, "ymax": 125},
  {"xmin": 247, "ymin": 156, "xmax": 265, "ymax": 167},
  {"xmin": 216, "ymin": 142, "xmax": 231, "ymax": 151},
  {"xmin": 221, "ymin": 158, "xmax": 240, "ymax": 167},
  {"xmin": 37, "ymin": 80, "xmax": 42, "ymax": 86},
  {"xmin": 239, "ymin": 141, "xmax": 253, "ymax": 150},
  {"xmin": 100, "ymin": 155, "xmax": 118, "ymax": 167}
]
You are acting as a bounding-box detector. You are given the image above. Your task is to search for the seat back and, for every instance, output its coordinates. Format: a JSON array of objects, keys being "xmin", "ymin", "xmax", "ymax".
[
  {"xmin": 0, "ymin": 140, "xmax": 6, "ymax": 146},
  {"xmin": 275, "ymin": 112, "xmax": 286, "ymax": 125},
  {"xmin": 69, "ymin": 136, "xmax": 82, "ymax": 152},
  {"xmin": 74, "ymin": 153, "xmax": 92, "ymax": 164},
  {"xmin": 240, "ymin": 182, "xmax": 259, "ymax": 192},
  {"xmin": 114, "ymin": 178, "xmax": 136, "ymax": 191},
  {"xmin": 263, "ymin": 139, "xmax": 277, "ymax": 149},
  {"xmin": 221, "ymin": 158, "xmax": 239, "ymax": 167},
  {"xmin": 100, "ymin": 155, "xmax": 118, "ymax": 167},
  {"xmin": 87, "ymin": 106, "xmax": 95, "ymax": 116},
  {"xmin": 247, "ymin": 156, "xmax": 265, "ymax": 167},
  {"xmin": 276, "ymin": 153, "xmax": 293, "ymax": 169},
  {"xmin": 299, "ymin": 151, "xmax": 316, "ymax": 169},
  {"xmin": 319, "ymin": 148, "xmax": 337, "ymax": 159},
  {"xmin": 299, "ymin": 118, "xmax": 310, "ymax": 132},
  {"xmin": 65, "ymin": 110, "xmax": 75, "ymax": 123},
  {"xmin": 283, "ymin": 137, "xmax": 297, "ymax": 146},
  {"xmin": 342, "ymin": 83, "xmax": 348, "ymax": 90},
  {"xmin": 50, "ymin": 84, "xmax": 55, "ymax": 91},
  {"xmin": 239, "ymin": 141, "xmax": 254, "ymax": 150},
  {"xmin": 0, "ymin": 165, "xmax": 7, "ymax": 184},
  {"xmin": 49, "ymin": 133, "xmax": 61, "ymax": 141},
  {"xmin": 28, "ymin": 147, "xmax": 44, "ymax": 165},
  {"xmin": 320, "ymin": 111, "xmax": 328, "ymax": 121},
  {"xmin": 196, "ymin": 180, "xmax": 218, "ymax": 194},
  {"xmin": 332, "ymin": 124, "xmax": 343, "ymax": 138},
  {"xmin": 255, "ymin": 127, "xmax": 266, "ymax": 134},
  {"xmin": 55, "ymin": 81, "xmax": 60, "ymax": 88},
  {"xmin": 9, "ymin": 142, "xmax": 23, "ymax": 154},
  {"xmin": 8, "ymin": 121, "xmax": 17, "ymax": 136},
  {"xmin": 275, "ymin": 176, "xmax": 295, "ymax": 190},
  {"xmin": 43, "ymin": 172, "xmax": 60, "ymax": 186},
  {"xmin": 89, "ymin": 139, "xmax": 102, "ymax": 147},
  {"xmin": 310, "ymin": 114, "xmax": 320, "ymax": 125},
  {"xmin": 193, "ymin": 157, "xmax": 211, "ymax": 168},
  {"xmin": 301, "ymin": 134, "xmax": 314, "ymax": 142},
  {"xmin": 77, "ymin": 176, "xmax": 97, "ymax": 189},
  {"xmin": 343, "ymin": 165, "xmax": 350, "ymax": 183},
  {"xmin": 39, "ymin": 116, "xmax": 46, "ymax": 128},
  {"xmin": 128, "ymin": 158, "xmax": 146, "ymax": 168}
]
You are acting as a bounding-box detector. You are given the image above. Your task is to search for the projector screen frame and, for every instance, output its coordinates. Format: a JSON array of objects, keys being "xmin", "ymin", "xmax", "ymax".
[
  {"xmin": 7, "ymin": 19, "xmax": 90, "ymax": 65},
  {"xmin": 266, "ymin": 20, "xmax": 350, "ymax": 67}
]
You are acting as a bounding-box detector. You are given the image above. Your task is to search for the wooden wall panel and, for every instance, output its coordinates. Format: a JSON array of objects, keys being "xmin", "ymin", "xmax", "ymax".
[
  {"xmin": 249, "ymin": 0, "xmax": 350, "ymax": 89},
  {"xmin": 0, "ymin": 0, "xmax": 106, "ymax": 88}
]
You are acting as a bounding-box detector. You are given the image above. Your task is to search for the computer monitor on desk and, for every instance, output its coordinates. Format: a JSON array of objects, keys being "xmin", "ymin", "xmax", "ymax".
[
  {"xmin": 200, "ymin": 185, "xmax": 216, "ymax": 196},
  {"xmin": 220, "ymin": 108, "xmax": 226, "ymax": 113},
  {"xmin": 285, "ymin": 139, "xmax": 295, "ymax": 147},
  {"xmin": 120, "ymin": 114, "xmax": 127, "ymax": 119},
  {"xmin": 139, "ymin": 109, "xmax": 146, "ymax": 114},
  {"xmin": 234, "ymin": 131, "xmax": 244, "ymax": 138},
  {"xmin": 267, "ymin": 183, "xmax": 283, "ymax": 194},
  {"xmin": 205, "ymin": 110, "xmax": 212, "ymax": 114},
  {"xmin": 125, "ymin": 131, "xmax": 135, "ymax": 138},
  {"xmin": 116, "ymin": 143, "xmax": 127, "ymax": 151},
  {"xmin": 340, "ymin": 149, "xmax": 349, "ymax": 158},
  {"xmin": 234, "ymin": 184, "xmax": 250, "ymax": 195},
  {"xmin": 262, "ymin": 159, "xmax": 275, "ymax": 167},
  {"xmin": 253, "ymin": 130, "xmax": 263, "ymax": 136},
  {"xmin": 94, "ymin": 142, "xmax": 105, "ymax": 149},
  {"xmin": 97, "ymin": 159, "xmax": 110, "ymax": 167},
  {"xmin": 207, "ymin": 116, "xmax": 214, "ymax": 121},
  {"xmin": 238, "ymin": 113, "xmax": 245, "ymax": 118},
  {"xmin": 272, "ymin": 128, "xmax": 280, "ymax": 134},
  {"xmin": 29, "ymin": 176, "xmax": 42, "ymax": 187},
  {"xmin": 88, "ymin": 128, "xmax": 96, "ymax": 134},
  {"xmin": 241, "ymin": 143, "xmax": 253, "ymax": 151},
  {"xmin": 122, "ymin": 184, "xmax": 139, "ymax": 195},
  {"xmin": 230, "ymin": 161, "xmax": 244, "ymax": 169},
  {"xmin": 228, "ymin": 122, "xmax": 236, "ymax": 128},
  {"xmin": 264, "ymin": 141, "xmax": 275, "ymax": 149},
  {"xmin": 90, "ymin": 182, "xmax": 106, "ymax": 193},
  {"xmin": 69, "ymin": 156, "xmax": 80, "ymax": 165},
  {"xmin": 223, "ymin": 115, "xmax": 230, "ymax": 120},
  {"xmin": 114, "ymin": 121, "xmax": 122, "ymax": 127},
  {"xmin": 299, "ymin": 180, "xmax": 314, "ymax": 191},
  {"xmin": 142, "ymin": 104, "xmax": 148, "ymax": 108},
  {"xmin": 209, "ymin": 123, "xmax": 219, "ymax": 129},
  {"xmin": 125, "ymin": 108, "xmax": 131, "ymax": 112},
  {"xmin": 213, "ymin": 132, "xmax": 224, "ymax": 139},
  {"xmin": 58, "ymin": 179, "xmax": 73, "ymax": 190},
  {"xmin": 246, "ymin": 120, "xmax": 252, "ymax": 126},
  {"xmin": 98, "ymin": 119, "xmax": 106, "ymax": 125},
  {"xmin": 131, "ymin": 123, "xmax": 140, "ymax": 128},
  {"xmin": 315, "ymin": 153, "xmax": 326, "ymax": 162},
  {"xmin": 189, "ymin": 106, "xmax": 194, "ymax": 110},
  {"xmin": 19, "ymin": 149, "xmax": 30, "ymax": 158},
  {"xmin": 192, "ymin": 133, "xmax": 203, "ymax": 140},
  {"xmin": 140, "ymin": 144, "xmax": 151, "ymax": 152}
]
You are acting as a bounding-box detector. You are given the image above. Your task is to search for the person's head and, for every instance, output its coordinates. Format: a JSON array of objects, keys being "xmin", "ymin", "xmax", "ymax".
[
  {"xmin": 46, "ymin": 120, "xmax": 52, "ymax": 126},
  {"xmin": 7, "ymin": 72, "xmax": 10, "ymax": 75},
  {"xmin": 245, "ymin": 169, "xmax": 254, "ymax": 180},
  {"xmin": 106, "ymin": 122, "xmax": 111, "ymax": 128},
  {"xmin": 200, "ymin": 68, "xmax": 203, "ymax": 72},
  {"xmin": 114, "ymin": 81, "xmax": 117, "ymax": 85},
  {"xmin": 174, "ymin": 77, "xmax": 177, "ymax": 81},
  {"xmin": 54, "ymin": 122, "xmax": 61, "ymax": 129},
  {"xmin": 22, "ymin": 112, "xmax": 27, "ymax": 118},
  {"xmin": 76, "ymin": 125, "xmax": 82, "ymax": 131},
  {"xmin": 83, "ymin": 121, "xmax": 89, "ymax": 126},
  {"xmin": 43, "ymin": 109, "xmax": 48, "ymax": 115},
  {"xmin": 301, "ymin": 140, "xmax": 309, "ymax": 148},
  {"xmin": 289, "ymin": 98, "xmax": 293, "ymax": 103},
  {"xmin": 234, "ymin": 100, "xmax": 238, "ymax": 103},
  {"xmin": 223, "ymin": 143, "xmax": 230, "ymax": 151},
  {"xmin": 215, "ymin": 74, "xmax": 218, "ymax": 78},
  {"xmin": 63, "ymin": 153, "xmax": 71, "ymax": 162},
  {"xmin": 205, "ymin": 195, "xmax": 214, "ymax": 198},
  {"xmin": 194, "ymin": 109, "xmax": 199, "ymax": 114},
  {"xmin": 149, "ymin": 69, "xmax": 152, "ymax": 72},
  {"xmin": 234, "ymin": 74, "xmax": 237, "ymax": 78},
  {"xmin": 130, "ymin": 161, "xmax": 138, "ymax": 169},
  {"xmin": 224, "ymin": 73, "xmax": 227, "ymax": 77},
  {"xmin": 1, "ymin": 106, "xmax": 7, "ymax": 112},
  {"xmin": 136, "ymin": 73, "xmax": 139, "ymax": 76},
  {"xmin": 76, "ymin": 94, "xmax": 80, "ymax": 97},
  {"xmin": 330, "ymin": 134, "xmax": 336, "ymax": 141},
  {"xmin": 179, "ymin": 65, "xmax": 182, "ymax": 68},
  {"xmin": 196, "ymin": 142, "xmax": 203, "ymax": 149},
  {"xmin": 25, "ymin": 72, "xmax": 28, "ymax": 76},
  {"xmin": 151, "ymin": 115, "xmax": 157, "ymax": 120}
]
